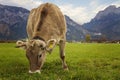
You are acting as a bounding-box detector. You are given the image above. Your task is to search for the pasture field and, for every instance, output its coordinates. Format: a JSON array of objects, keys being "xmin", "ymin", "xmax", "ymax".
[{"xmin": 0, "ymin": 43, "xmax": 120, "ymax": 80}]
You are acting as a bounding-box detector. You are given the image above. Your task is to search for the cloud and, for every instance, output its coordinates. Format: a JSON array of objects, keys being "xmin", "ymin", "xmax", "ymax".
[
  {"xmin": 83, "ymin": 0, "xmax": 120, "ymax": 23},
  {"xmin": 0, "ymin": 0, "xmax": 120, "ymax": 24},
  {"xmin": 90, "ymin": 0, "xmax": 99, "ymax": 7},
  {"xmin": 60, "ymin": 0, "xmax": 120, "ymax": 24},
  {"xmin": 60, "ymin": 4, "xmax": 90, "ymax": 24},
  {"xmin": 0, "ymin": 0, "xmax": 43, "ymax": 10},
  {"xmin": 112, "ymin": 0, "xmax": 120, "ymax": 7},
  {"xmin": 0, "ymin": 0, "xmax": 90, "ymax": 24}
]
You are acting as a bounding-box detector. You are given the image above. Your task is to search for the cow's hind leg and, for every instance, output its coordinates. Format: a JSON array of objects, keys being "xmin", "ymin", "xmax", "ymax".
[{"xmin": 59, "ymin": 40, "xmax": 68, "ymax": 70}]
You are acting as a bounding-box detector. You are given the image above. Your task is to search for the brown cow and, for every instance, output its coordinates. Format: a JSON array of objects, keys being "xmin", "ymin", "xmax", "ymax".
[{"xmin": 16, "ymin": 3, "xmax": 68, "ymax": 73}]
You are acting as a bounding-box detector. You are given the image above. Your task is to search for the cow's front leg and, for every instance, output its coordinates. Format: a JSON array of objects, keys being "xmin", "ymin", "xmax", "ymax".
[{"xmin": 59, "ymin": 40, "xmax": 68, "ymax": 70}]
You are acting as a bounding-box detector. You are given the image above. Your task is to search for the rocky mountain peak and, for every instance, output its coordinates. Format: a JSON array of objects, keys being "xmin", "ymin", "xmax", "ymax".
[
  {"xmin": 65, "ymin": 15, "xmax": 89, "ymax": 41},
  {"xmin": 0, "ymin": 4, "xmax": 88, "ymax": 41},
  {"xmin": 0, "ymin": 4, "xmax": 30, "ymax": 40},
  {"xmin": 83, "ymin": 5, "xmax": 120, "ymax": 40},
  {"xmin": 94, "ymin": 5, "xmax": 120, "ymax": 20}
]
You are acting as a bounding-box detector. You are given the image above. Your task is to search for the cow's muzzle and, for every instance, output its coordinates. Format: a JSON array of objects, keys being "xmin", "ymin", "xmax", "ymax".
[{"xmin": 29, "ymin": 70, "xmax": 41, "ymax": 74}]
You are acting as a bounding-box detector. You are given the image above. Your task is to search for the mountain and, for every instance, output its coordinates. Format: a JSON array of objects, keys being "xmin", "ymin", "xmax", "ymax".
[
  {"xmin": 0, "ymin": 4, "xmax": 88, "ymax": 41},
  {"xmin": 65, "ymin": 15, "xmax": 89, "ymax": 41},
  {"xmin": 83, "ymin": 5, "xmax": 120, "ymax": 40},
  {"xmin": 0, "ymin": 4, "xmax": 29, "ymax": 40}
]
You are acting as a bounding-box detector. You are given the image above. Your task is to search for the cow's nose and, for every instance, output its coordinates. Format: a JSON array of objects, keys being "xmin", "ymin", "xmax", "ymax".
[{"xmin": 29, "ymin": 70, "xmax": 41, "ymax": 74}]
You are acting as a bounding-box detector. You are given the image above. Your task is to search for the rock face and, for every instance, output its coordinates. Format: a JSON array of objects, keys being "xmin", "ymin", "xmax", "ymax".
[
  {"xmin": 0, "ymin": 4, "xmax": 29, "ymax": 40},
  {"xmin": 0, "ymin": 4, "xmax": 120, "ymax": 41},
  {"xmin": 0, "ymin": 4, "xmax": 88, "ymax": 41},
  {"xmin": 65, "ymin": 15, "xmax": 89, "ymax": 41},
  {"xmin": 83, "ymin": 5, "xmax": 120, "ymax": 40}
]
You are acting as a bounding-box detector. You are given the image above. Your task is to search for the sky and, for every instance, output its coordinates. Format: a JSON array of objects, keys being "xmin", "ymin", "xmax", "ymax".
[{"xmin": 0, "ymin": 0, "xmax": 120, "ymax": 24}]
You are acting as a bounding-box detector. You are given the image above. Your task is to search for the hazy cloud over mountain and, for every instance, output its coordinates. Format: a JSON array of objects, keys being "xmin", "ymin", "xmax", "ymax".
[{"xmin": 0, "ymin": 0, "xmax": 120, "ymax": 24}]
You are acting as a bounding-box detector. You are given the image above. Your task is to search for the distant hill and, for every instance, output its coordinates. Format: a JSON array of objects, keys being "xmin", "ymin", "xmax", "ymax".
[
  {"xmin": 0, "ymin": 4, "xmax": 29, "ymax": 40},
  {"xmin": 83, "ymin": 5, "xmax": 120, "ymax": 40},
  {"xmin": 1, "ymin": 4, "xmax": 120, "ymax": 41},
  {"xmin": 65, "ymin": 15, "xmax": 89, "ymax": 41},
  {"xmin": 0, "ymin": 4, "xmax": 88, "ymax": 41}
]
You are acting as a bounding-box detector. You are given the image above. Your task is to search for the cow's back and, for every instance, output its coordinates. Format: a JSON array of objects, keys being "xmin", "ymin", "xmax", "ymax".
[{"xmin": 27, "ymin": 3, "xmax": 66, "ymax": 41}]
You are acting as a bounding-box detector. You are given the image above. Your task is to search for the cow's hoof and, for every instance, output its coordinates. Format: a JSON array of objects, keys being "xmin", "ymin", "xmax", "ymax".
[
  {"xmin": 63, "ymin": 66, "xmax": 69, "ymax": 71},
  {"xmin": 64, "ymin": 67, "xmax": 69, "ymax": 71}
]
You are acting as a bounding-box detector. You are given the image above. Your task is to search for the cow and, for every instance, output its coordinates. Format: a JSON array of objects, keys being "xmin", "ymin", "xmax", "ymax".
[{"xmin": 16, "ymin": 3, "xmax": 68, "ymax": 73}]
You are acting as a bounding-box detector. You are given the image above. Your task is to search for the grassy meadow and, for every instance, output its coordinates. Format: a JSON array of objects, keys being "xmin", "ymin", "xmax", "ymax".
[{"xmin": 0, "ymin": 43, "xmax": 120, "ymax": 80}]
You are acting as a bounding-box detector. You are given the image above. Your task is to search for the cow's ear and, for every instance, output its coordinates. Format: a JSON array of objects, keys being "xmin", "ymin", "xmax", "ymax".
[
  {"xmin": 46, "ymin": 39, "xmax": 56, "ymax": 53},
  {"xmin": 16, "ymin": 40, "xmax": 27, "ymax": 50}
]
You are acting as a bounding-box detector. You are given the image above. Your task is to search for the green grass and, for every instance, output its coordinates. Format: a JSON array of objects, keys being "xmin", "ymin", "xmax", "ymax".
[{"xmin": 0, "ymin": 43, "xmax": 120, "ymax": 80}]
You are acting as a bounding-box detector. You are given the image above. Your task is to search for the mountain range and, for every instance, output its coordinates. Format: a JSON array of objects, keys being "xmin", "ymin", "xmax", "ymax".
[
  {"xmin": 0, "ymin": 4, "xmax": 29, "ymax": 40},
  {"xmin": 65, "ymin": 16, "xmax": 89, "ymax": 41},
  {"xmin": 83, "ymin": 5, "xmax": 120, "ymax": 40},
  {"xmin": 0, "ymin": 4, "xmax": 120, "ymax": 41},
  {"xmin": 0, "ymin": 4, "xmax": 87, "ymax": 41}
]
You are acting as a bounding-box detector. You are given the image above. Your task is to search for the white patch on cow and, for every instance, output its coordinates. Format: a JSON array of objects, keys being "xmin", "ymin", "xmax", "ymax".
[{"xmin": 29, "ymin": 70, "xmax": 41, "ymax": 74}]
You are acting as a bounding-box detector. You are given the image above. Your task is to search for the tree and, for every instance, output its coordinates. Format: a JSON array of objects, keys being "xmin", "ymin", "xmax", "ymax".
[{"xmin": 85, "ymin": 34, "xmax": 91, "ymax": 42}]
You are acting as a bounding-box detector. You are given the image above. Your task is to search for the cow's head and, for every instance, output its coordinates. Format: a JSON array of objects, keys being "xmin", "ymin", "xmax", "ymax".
[{"xmin": 16, "ymin": 39, "xmax": 56, "ymax": 73}]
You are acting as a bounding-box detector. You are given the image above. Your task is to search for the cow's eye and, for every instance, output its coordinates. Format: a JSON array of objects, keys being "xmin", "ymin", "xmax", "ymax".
[
  {"xmin": 39, "ymin": 45, "xmax": 43, "ymax": 48},
  {"xmin": 38, "ymin": 54, "xmax": 42, "ymax": 58},
  {"xmin": 41, "ymin": 47, "xmax": 45, "ymax": 50}
]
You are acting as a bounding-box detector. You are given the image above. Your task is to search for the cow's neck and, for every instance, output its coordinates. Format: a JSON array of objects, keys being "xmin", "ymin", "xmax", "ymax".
[{"xmin": 32, "ymin": 36, "xmax": 45, "ymax": 42}]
